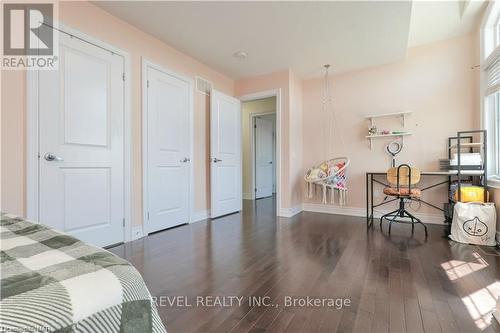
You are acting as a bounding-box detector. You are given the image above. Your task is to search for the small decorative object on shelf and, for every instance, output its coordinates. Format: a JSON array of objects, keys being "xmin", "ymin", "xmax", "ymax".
[
  {"xmin": 368, "ymin": 126, "xmax": 377, "ymax": 136},
  {"xmin": 381, "ymin": 130, "xmax": 390, "ymax": 135}
]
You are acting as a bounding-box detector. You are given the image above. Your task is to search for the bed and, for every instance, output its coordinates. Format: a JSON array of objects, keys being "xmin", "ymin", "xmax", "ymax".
[{"xmin": 0, "ymin": 213, "xmax": 166, "ymax": 333}]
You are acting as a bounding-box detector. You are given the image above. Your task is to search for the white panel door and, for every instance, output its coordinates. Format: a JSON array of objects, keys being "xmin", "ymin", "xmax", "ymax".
[
  {"xmin": 210, "ymin": 90, "xmax": 242, "ymax": 218},
  {"xmin": 39, "ymin": 33, "xmax": 124, "ymax": 247},
  {"xmin": 255, "ymin": 117, "xmax": 274, "ymax": 199},
  {"xmin": 146, "ymin": 67, "xmax": 190, "ymax": 233}
]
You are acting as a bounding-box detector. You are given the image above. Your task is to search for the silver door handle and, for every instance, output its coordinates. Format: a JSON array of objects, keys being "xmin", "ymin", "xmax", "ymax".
[
  {"xmin": 268, "ymin": 161, "xmax": 273, "ymax": 164},
  {"xmin": 180, "ymin": 157, "xmax": 190, "ymax": 163},
  {"xmin": 44, "ymin": 153, "xmax": 63, "ymax": 162},
  {"xmin": 212, "ymin": 158, "xmax": 222, "ymax": 163}
]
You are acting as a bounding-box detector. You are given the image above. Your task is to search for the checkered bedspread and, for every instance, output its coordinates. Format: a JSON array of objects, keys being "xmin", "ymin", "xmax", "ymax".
[{"xmin": 0, "ymin": 213, "xmax": 166, "ymax": 333}]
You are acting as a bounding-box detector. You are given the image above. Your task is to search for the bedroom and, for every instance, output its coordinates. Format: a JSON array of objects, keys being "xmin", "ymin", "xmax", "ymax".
[{"xmin": 1, "ymin": 1, "xmax": 500, "ymax": 332}]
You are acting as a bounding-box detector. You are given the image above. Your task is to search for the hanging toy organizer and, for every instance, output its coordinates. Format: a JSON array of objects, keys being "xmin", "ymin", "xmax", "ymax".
[
  {"xmin": 303, "ymin": 64, "xmax": 350, "ymax": 206},
  {"xmin": 304, "ymin": 157, "xmax": 350, "ymax": 205}
]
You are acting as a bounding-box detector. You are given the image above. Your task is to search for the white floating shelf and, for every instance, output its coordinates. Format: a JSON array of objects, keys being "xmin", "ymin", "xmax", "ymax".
[
  {"xmin": 366, "ymin": 132, "xmax": 412, "ymax": 149},
  {"xmin": 365, "ymin": 133, "xmax": 412, "ymax": 139}
]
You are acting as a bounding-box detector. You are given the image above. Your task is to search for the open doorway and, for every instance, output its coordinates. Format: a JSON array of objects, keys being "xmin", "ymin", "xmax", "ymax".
[{"xmin": 241, "ymin": 97, "xmax": 277, "ymax": 201}]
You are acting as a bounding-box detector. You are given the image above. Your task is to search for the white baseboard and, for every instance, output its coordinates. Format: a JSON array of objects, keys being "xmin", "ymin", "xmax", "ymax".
[
  {"xmin": 131, "ymin": 225, "xmax": 144, "ymax": 241},
  {"xmin": 302, "ymin": 203, "xmax": 446, "ymax": 225},
  {"xmin": 278, "ymin": 205, "xmax": 303, "ymax": 218},
  {"xmin": 243, "ymin": 193, "xmax": 254, "ymax": 200},
  {"xmin": 302, "ymin": 203, "xmax": 365, "ymax": 218},
  {"xmin": 191, "ymin": 210, "xmax": 210, "ymax": 223}
]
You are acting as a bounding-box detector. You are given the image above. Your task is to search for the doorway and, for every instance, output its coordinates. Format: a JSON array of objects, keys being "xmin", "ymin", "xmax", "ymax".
[
  {"xmin": 254, "ymin": 114, "xmax": 276, "ymax": 199},
  {"xmin": 241, "ymin": 97, "xmax": 277, "ymax": 201},
  {"xmin": 210, "ymin": 90, "xmax": 242, "ymax": 218},
  {"xmin": 142, "ymin": 60, "xmax": 194, "ymax": 233}
]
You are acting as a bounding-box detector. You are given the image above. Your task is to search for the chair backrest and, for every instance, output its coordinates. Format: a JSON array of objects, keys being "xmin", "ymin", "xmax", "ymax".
[{"xmin": 387, "ymin": 165, "xmax": 421, "ymax": 187}]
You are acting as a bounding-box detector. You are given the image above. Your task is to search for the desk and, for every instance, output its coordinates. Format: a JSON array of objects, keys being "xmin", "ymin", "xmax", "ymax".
[{"xmin": 365, "ymin": 171, "xmax": 458, "ymax": 228}]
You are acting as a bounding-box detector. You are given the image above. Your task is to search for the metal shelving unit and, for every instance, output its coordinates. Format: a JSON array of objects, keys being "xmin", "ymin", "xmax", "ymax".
[{"xmin": 444, "ymin": 130, "xmax": 488, "ymax": 227}]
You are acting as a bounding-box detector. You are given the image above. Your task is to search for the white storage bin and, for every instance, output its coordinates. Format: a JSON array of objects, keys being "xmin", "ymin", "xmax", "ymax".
[{"xmin": 450, "ymin": 202, "xmax": 497, "ymax": 246}]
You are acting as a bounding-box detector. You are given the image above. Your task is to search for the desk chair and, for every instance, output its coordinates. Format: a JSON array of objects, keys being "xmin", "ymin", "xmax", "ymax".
[{"xmin": 380, "ymin": 164, "xmax": 428, "ymax": 237}]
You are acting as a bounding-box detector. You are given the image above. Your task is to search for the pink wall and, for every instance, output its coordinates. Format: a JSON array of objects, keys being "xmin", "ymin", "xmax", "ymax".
[
  {"xmin": 1, "ymin": 71, "xmax": 26, "ymax": 216},
  {"xmin": 302, "ymin": 34, "xmax": 479, "ymax": 218},
  {"xmin": 0, "ymin": 1, "xmax": 234, "ymax": 225},
  {"xmin": 288, "ymin": 71, "xmax": 304, "ymax": 207}
]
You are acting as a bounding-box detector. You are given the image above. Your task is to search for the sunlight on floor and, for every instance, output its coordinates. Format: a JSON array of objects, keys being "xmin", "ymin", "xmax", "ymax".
[
  {"xmin": 441, "ymin": 252, "xmax": 499, "ymax": 330},
  {"xmin": 440, "ymin": 252, "xmax": 488, "ymax": 281},
  {"xmin": 462, "ymin": 281, "xmax": 500, "ymax": 330}
]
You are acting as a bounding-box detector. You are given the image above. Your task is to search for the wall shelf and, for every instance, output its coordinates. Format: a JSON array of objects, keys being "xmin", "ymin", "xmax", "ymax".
[
  {"xmin": 365, "ymin": 111, "xmax": 413, "ymax": 149},
  {"xmin": 366, "ymin": 132, "xmax": 412, "ymax": 149}
]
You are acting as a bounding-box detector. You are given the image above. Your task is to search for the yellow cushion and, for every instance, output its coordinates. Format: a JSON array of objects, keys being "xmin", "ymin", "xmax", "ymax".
[{"xmin": 453, "ymin": 186, "xmax": 489, "ymax": 203}]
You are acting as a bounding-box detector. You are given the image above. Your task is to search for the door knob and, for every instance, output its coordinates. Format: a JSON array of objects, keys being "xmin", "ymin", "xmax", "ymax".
[
  {"xmin": 180, "ymin": 157, "xmax": 190, "ymax": 163},
  {"xmin": 44, "ymin": 153, "xmax": 63, "ymax": 162},
  {"xmin": 212, "ymin": 158, "xmax": 222, "ymax": 163},
  {"xmin": 268, "ymin": 161, "xmax": 273, "ymax": 164}
]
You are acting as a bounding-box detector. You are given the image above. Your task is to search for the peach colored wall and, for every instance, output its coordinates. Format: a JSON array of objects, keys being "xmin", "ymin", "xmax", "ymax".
[
  {"xmin": 0, "ymin": 1, "xmax": 234, "ymax": 226},
  {"xmin": 1, "ymin": 71, "xmax": 26, "ymax": 216},
  {"xmin": 302, "ymin": 34, "xmax": 479, "ymax": 217},
  {"xmin": 289, "ymin": 71, "xmax": 304, "ymax": 207},
  {"xmin": 235, "ymin": 69, "xmax": 304, "ymax": 209}
]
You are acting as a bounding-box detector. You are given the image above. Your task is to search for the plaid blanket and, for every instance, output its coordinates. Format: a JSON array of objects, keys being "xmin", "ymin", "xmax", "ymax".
[{"xmin": 0, "ymin": 213, "xmax": 166, "ymax": 333}]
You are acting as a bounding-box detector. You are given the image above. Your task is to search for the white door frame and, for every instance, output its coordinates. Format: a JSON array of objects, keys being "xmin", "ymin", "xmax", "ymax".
[
  {"xmin": 239, "ymin": 89, "xmax": 282, "ymax": 214},
  {"xmin": 26, "ymin": 24, "xmax": 133, "ymax": 242},
  {"xmin": 141, "ymin": 58, "xmax": 195, "ymax": 233},
  {"xmin": 249, "ymin": 111, "xmax": 276, "ymax": 200}
]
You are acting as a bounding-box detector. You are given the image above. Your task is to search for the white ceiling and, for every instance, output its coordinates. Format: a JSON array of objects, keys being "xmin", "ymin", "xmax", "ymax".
[
  {"xmin": 93, "ymin": 1, "xmax": 486, "ymax": 80},
  {"xmin": 94, "ymin": 1, "xmax": 411, "ymax": 79}
]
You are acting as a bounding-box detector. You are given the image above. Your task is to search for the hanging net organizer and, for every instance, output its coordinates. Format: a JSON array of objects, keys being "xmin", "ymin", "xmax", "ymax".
[
  {"xmin": 304, "ymin": 65, "xmax": 350, "ymax": 205},
  {"xmin": 305, "ymin": 157, "xmax": 350, "ymax": 205}
]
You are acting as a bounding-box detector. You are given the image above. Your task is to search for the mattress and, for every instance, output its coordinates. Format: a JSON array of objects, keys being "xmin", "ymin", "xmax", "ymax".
[{"xmin": 0, "ymin": 213, "xmax": 166, "ymax": 333}]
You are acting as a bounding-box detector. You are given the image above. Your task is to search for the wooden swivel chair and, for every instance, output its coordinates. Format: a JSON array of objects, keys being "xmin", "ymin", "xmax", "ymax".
[{"xmin": 380, "ymin": 164, "xmax": 428, "ymax": 236}]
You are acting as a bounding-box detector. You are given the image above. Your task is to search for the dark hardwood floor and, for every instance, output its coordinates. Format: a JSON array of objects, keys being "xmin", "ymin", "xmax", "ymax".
[{"xmin": 109, "ymin": 197, "xmax": 500, "ymax": 333}]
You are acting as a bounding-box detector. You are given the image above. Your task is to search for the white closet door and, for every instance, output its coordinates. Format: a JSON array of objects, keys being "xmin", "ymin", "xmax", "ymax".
[
  {"xmin": 146, "ymin": 66, "xmax": 191, "ymax": 233},
  {"xmin": 210, "ymin": 90, "xmax": 242, "ymax": 218},
  {"xmin": 39, "ymin": 33, "xmax": 124, "ymax": 247},
  {"xmin": 255, "ymin": 117, "xmax": 274, "ymax": 199}
]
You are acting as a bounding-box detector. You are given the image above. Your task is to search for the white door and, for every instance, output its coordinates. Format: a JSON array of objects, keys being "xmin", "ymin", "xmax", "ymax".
[
  {"xmin": 255, "ymin": 117, "xmax": 274, "ymax": 199},
  {"xmin": 39, "ymin": 33, "xmax": 124, "ymax": 247},
  {"xmin": 210, "ymin": 90, "xmax": 242, "ymax": 218},
  {"xmin": 146, "ymin": 66, "xmax": 191, "ymax": 232}
]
